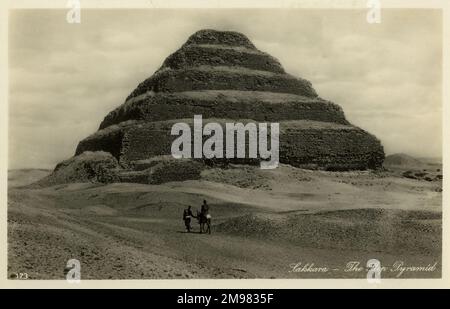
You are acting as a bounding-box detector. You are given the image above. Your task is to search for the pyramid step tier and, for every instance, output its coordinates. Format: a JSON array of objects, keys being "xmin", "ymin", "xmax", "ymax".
[
  {"xmin": 126, "ymin": 66, "xmax": 318, "ymax": 101},
  {"xmin": 77, "ymin": 119, "xmax": 385, "ymax": 171},
  {"xmin": 100, "ymin": 90, "xmax": 349, "ymax": 130},
  {"xmin": 160, "ymin": 44, "xmax": 285, "ymax": 74}
]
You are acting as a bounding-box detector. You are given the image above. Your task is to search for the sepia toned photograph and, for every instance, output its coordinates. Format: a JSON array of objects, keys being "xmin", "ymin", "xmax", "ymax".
[{"xmin": 3, "ymin": 2, "xmax": 447, "ymax": 287}]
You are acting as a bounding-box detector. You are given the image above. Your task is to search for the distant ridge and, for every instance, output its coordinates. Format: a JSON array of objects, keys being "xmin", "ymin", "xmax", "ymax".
[{"xmin": 384, "ymin": 153, "xmax": 424, "ymax": 168}]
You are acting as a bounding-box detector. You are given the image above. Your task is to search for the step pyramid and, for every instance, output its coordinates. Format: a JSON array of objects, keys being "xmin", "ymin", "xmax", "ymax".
[{"xmin": 37, "ymin": 29, "xmax": 385, "ymax": 186}]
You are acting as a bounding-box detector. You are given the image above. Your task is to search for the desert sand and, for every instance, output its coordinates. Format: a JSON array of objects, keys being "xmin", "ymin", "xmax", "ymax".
[{"xmin": 7, "ymin": 159, "xmax": 442, "ymax": 279}]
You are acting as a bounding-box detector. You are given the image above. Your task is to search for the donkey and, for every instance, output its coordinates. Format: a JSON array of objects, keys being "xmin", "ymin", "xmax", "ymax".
[{"xmin": 196, "ymin": 210, "xmax": 211, "ymax": 234}]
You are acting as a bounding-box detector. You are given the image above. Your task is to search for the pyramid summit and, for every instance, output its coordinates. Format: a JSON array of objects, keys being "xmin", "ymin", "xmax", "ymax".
[
  {"xmin": 119, "ymin": 29, "xmax": 318, "ymax": 113},
  {"xmin": 183, "ymin": 29, "xmax": 258, "ymax": 49},
  {"xmin": 37, "ymin": 29, "xmax": 384, "ymax": 186}
]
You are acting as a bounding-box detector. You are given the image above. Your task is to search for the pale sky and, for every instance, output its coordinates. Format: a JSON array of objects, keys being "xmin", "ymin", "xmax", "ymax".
[{"xmin": 9, "ymin": 9, "xmax": 442, "ymax": 169}]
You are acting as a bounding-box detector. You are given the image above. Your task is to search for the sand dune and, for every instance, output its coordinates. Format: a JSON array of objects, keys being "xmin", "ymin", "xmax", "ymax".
[
  {"xmin": 8, "ymin": 169, "xmax": 51, "ymax": 188},
  {"xmin": 7, "ymin": 165, "xmax": 442, "ymax": 279}
]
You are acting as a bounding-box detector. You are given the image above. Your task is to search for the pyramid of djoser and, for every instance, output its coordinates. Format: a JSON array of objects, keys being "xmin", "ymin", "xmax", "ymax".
[{"xmin": 37, "ymin": 30, "xmax": 385, "ymax": 186}]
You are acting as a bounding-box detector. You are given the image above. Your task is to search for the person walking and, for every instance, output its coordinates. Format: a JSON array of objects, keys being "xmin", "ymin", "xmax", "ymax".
[{"xmin": 183, "ymin": 206, "xmax": 195, "ymax": 233}]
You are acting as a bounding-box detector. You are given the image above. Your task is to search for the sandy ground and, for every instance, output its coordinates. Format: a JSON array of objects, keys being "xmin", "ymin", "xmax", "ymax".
[
  {"xmin": 8, "ymin": 169, "xmax": 52, "ymax": 188},
  {"xmin": 7, "ymin": 164, "xmax": 442, "ymax": 279}
]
